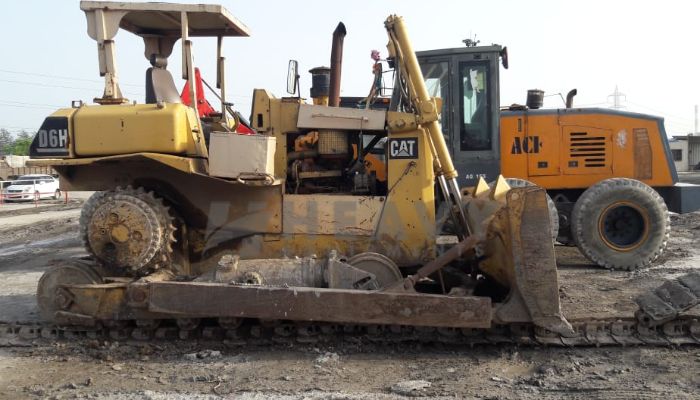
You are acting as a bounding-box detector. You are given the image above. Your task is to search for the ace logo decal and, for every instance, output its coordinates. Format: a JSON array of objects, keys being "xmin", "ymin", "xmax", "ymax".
[
  {"xmin": 389, "ymin": 138, "xmax": 418, "ymax": 159},
  {"xmin": 510, "ymin": 135, "xmax": 542, "ymax": 154}
]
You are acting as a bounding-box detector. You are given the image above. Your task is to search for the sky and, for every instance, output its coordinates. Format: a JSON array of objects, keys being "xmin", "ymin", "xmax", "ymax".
[{"xmin": 0, "ymin": 0, "xmax": 698, "ymax": 136}]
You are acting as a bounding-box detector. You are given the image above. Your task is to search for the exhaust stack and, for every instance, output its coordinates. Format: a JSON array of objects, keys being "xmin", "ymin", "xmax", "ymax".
[
  {"xmin": 565, "ymin": 89, "xmax": 577, "ymax": 108},
  {"xmin": 328, "ymin": 22, "xmax": 346, "ymax": 107}
]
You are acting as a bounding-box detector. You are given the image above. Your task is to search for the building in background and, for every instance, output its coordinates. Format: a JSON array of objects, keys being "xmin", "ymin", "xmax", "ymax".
[
  {"xmin": 669, "ymin": 137, "xmax": 689, "ymax": 172},
  {"xmin": 0, "ymin": 155, "xmax": 54, "ymax": 180},
  {"xmin": 672, "ymin": 134, "xmax": 700, "ymax": 172}
]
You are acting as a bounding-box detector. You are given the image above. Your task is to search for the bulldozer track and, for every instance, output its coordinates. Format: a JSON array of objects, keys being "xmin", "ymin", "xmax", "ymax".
[{"xmin": 2, "ymin": 315, "xmax": 699, "ymax": 348}]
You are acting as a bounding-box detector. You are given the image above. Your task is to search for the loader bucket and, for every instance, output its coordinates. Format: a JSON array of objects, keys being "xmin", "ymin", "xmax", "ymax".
[{"xmin": 466, "ymin": 179, "xmax": 574, "ymax": 336}]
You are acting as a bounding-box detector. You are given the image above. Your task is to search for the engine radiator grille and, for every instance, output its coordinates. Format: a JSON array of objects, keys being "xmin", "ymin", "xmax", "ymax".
[
  {"xmin": 569, "ymin": 131, "xmax": 607, "ymax": 167},
  {"xmin": 563, "ymin": 127, "xmax": 612, "ymax": 175}
]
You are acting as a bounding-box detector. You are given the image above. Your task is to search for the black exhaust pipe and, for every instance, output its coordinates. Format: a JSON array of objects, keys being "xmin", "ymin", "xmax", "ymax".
[
  {"xmin": 565, "ymin": 89, "xmax": 577, "ymax": 108},
  {"xmin": 328, "ymin": 22, "xmax": 346, "ymax": 107}
]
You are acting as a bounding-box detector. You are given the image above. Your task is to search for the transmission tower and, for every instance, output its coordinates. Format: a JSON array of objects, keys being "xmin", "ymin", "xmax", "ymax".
[{"xmin": 607, "ymin": 85, "xmax": 626, "ymax": 109}]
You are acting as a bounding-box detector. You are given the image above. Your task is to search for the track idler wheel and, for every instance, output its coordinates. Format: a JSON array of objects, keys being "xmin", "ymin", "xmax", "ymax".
[
  {"xmin": 347, "ymin": 252, "xmax": 402, "ymax": 289},
  {"xmin": 37, "ymin": 261, "xmax": 102, "ymax": 323},
  {"xmin": 81, "ymin": 187, "xmax": 176, "ymax": 275}
]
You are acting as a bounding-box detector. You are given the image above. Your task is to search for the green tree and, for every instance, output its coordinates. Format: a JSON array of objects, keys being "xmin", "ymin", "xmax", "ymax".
[
  {"xmin": 6, "ymin": 137, "xmax": 32, "ymax": 156},
  {"xmin": 2, "ymin": 130, "xmax": 34, "ymax": 156},
  {"xmin": 16, "ymin": 130, "xmax": 32, "ymax": 141},
  {"xmin": 0, "ymin": 129, "xmax": 12, "ymax": 156}
]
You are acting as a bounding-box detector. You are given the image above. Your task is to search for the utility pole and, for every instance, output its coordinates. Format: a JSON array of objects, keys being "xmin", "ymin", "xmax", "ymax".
[
  {"xmin": 607, "ymin": 85, "xmax": 626, "ymax": 109},
  {"xmin": 695, "ymin": 104, "xmax": 698, "ymax": 134}
]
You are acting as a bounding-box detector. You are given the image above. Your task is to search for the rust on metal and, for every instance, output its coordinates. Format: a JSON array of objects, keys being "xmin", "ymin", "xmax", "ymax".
[
  {"xmin": 499, "ymin": 187, "xmax": 574, "ymax": 336},
  {"xmin": 401, "ymin": 234, "xmax": 480, "ymax": 290},
  {"xmin": 328, "ymin": 22, "xmax": 346, "ymax": 107},
  {"xmin": 146, "ymin": 281, "xmax": 492, "ymax": 328}
]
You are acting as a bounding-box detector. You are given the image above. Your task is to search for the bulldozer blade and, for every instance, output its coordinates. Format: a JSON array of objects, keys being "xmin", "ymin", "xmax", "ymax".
[
  {"xmin": 146, "ymin": 282, "xmax": 492, "ymax": 328},
  {"xmin": 495, "ymin": 187, "xmax": 575, "ymax": 337}
]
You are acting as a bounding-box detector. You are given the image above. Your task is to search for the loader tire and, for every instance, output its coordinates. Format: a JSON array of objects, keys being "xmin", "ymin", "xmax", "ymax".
[
  {"xmin": 571, "ymin": 178, "xmax": 669, "ymax": 270},
  {"xmin": 503, "ymin": 178, "xmax": 559, "ymax": 242}
]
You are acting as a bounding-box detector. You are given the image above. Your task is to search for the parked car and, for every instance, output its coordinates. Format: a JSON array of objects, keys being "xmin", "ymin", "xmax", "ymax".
[{"xmin": 2, "ymin": 174, "xmax": 61, "ymax": 201}]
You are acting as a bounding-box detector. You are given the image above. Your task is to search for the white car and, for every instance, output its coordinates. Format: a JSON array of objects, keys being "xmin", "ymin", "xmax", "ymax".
[{"xmin": 2, "ymin": 174, "xmax": 61, "ymax": 201}]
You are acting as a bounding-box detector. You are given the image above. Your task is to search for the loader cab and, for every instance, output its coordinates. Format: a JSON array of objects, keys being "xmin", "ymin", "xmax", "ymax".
[{"xmin": 415, "ymin": 46, "xmax": 505, "ymax": 186}]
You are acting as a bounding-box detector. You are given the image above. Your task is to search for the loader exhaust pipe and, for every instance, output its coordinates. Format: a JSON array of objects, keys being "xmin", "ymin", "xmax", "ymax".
[
  {"xmin": 565, "ymin": 89, "xmax": 577, "ymax": 109},
  {"xmin": 329, "ymin": 22, "xmax": 346, "ymax": 107}
]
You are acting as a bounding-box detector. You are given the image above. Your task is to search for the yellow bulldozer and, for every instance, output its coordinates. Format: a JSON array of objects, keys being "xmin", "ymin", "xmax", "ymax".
[{"xmin": 25, "ymin": 2, "xmax": 700, "ymax": 344}]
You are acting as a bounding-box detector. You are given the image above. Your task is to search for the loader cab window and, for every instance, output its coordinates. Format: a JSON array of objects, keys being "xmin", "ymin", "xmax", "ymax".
[
  {"xmin": 459, "ymin": 62, "xmax": 491, "ymax": 151},
  {"xmin": 420, "ymin": 61, "xmax": 450, "ymax": 139}
]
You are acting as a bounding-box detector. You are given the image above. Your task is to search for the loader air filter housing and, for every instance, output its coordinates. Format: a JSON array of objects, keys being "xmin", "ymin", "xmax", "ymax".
[
  {"xmin": 309, "ymin": 67, "xmax": 331, "ymax": 99},
  {"xmin": 526, "ymin": 89, "xmax": 544, "ymax": 109},
  {"xmin": 318, "ymin": 129, "xmax": 348, "ymax": 156}
]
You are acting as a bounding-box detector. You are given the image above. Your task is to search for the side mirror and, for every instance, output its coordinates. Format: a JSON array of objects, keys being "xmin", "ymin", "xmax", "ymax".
[
  {"xmin": 500, "ymin": 46, "xmax": 509, "ymax": 69},
  {"xmin": 287, "ymin": 60, "xmax": 300, "ymax": 95}
]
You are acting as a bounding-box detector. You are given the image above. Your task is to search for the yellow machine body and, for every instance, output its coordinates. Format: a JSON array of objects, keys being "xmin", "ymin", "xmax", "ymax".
[
  {"xmin": 31, "ymin": 90, "xmax": 439, "ymax": 269},
  {"xmin": 500, "ymin": 109, "xmax": 676, "ymax": 190},
  {"xmin": 246, "ymin": 89, "xmax": 438, "ymax": 266},
  {"xmin": 73, "ymin": 103, "xmax": 203, "ymax": 157}
]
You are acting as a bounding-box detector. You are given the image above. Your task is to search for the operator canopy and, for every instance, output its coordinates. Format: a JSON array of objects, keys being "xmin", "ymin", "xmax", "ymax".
[
  {"xmin": 80, "ymin": 1, "xmax": 250, "ymax": 104},
  {"xmin": 81, "ymin": 1, "xmax": 250, "ymax": 39}
]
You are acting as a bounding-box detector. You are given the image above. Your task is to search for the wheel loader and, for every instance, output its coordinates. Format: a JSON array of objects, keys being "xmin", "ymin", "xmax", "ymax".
[
  {"xmin": 417, "ymin": 45, "xmax": 700, "ymax": 271},
  {"xmin": 24, "ymin": 1, "xmax": 700, "ymax": 345},
  {"xmin": 351, "ymin": 44, "xmax": 700, "ymax": 271}
]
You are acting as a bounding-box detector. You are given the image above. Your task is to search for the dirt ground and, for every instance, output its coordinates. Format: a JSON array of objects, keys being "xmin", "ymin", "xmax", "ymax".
[{"xmin": 0, "ymin": 196, "xmax": 699, "ymax": 399}]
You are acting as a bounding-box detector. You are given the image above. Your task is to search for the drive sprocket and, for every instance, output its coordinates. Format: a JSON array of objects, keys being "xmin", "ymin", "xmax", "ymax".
[{"xmin": 80, "ymin": 186, "xmax": 175, "ymax": 275}]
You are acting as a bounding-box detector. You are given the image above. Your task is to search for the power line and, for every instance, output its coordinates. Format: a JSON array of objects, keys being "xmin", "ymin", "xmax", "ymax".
[
  {"xmin": 569, "ymin": 102, "xmax": 609, "ymax": 107},
  {"xmin": 0, "ymin": 68, "xmax": 252, "ymax": 99},
  {"xmin": 2, "ymin": 125, "xmax": 36, "ymax": 132},
  {"xmin": 626, "ymin": 101, "xmax": 694, "ymax": 124},
  {"xmin": 0, "ymin": 78, "xmax": 97, "ymax": 91},
  {"xmin": 0, "ymin": 68, "xmax": 142, "ymax": 87},
  {"xmin": 0, "ymin": 78, "xmax": 145, "ymax": 97},
  {"xmin": 0, "ymin": 79, "xmax": 145, "ymax": 96},
  {"xmin": 0, "ymin": 103, "xmax": 57, "ymax": 110},
  {"xmin": 0, "ymin": 100, "xmax": 65, "ymax": 108}
]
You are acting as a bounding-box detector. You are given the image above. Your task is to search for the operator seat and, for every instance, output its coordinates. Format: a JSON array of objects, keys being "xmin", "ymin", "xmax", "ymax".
[{"xmin": 145, "ymin": 55, "xmax": 182, "ymax": 104}]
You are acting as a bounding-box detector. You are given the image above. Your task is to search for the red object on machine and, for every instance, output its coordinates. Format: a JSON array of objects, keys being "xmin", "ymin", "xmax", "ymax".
[
  {"xmin": 181, "ymin": 68, "xmax": 216, "ymax": 118},
  {"xmin": 181, "ymin": 68, "xmax": 255, "ymax": 135},
  {"xmin": 235, "ymin": 121, "xmax": 255, "ymax": 135}
]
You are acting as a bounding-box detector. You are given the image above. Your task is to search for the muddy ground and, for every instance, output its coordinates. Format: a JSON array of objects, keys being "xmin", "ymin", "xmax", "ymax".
[{"xmin": 0, "ymin": 197, "xmax": 698, "ymax": 399}]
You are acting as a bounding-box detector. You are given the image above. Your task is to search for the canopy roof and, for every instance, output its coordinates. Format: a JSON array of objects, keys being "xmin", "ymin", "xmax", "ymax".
[{"xmin": 80, "ymin": 1, "xmax": 250, "ymax": 38}]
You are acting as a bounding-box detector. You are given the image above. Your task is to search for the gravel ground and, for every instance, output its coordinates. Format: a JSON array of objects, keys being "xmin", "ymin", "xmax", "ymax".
[{"xmin": 0, "ymin": 200, "xmax": 698, "ymax": 399}]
